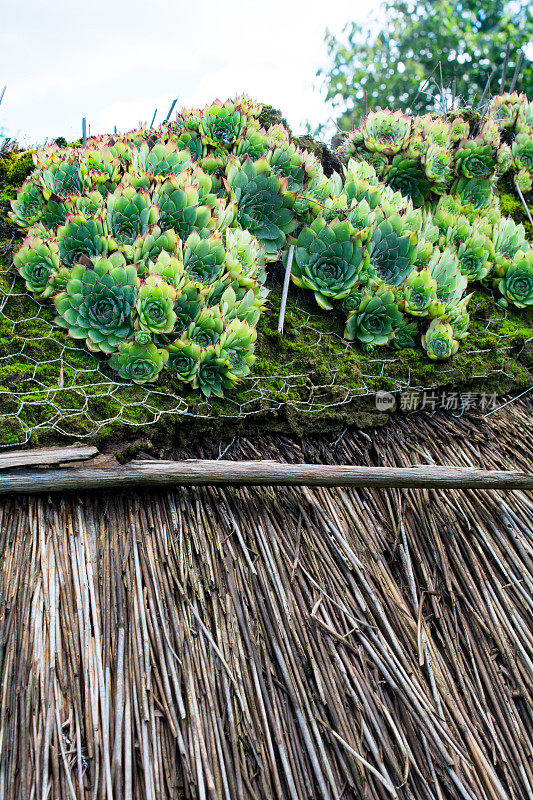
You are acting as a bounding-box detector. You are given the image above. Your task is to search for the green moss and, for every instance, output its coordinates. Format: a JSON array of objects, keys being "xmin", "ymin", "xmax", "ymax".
[{"xmin": 258, "ymin": 104, "xmax": 292, "ymax": 135}]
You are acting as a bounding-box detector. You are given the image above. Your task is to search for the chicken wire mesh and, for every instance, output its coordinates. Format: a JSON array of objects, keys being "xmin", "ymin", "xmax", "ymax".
[{"xmin": 0, "ymin": 251, "xmax": 529, "ymax": 448}]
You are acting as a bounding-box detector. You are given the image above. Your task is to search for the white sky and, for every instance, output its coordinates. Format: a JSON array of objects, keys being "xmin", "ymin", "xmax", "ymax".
[{"xmin": 0, "ymin": 0, "xmax": 373, "ymax": 146}]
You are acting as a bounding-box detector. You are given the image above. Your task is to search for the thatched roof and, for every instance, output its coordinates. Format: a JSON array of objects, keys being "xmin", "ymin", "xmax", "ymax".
[{"xmin": 0, "ymin": 400, "xmax": 532, "ymax": 799}]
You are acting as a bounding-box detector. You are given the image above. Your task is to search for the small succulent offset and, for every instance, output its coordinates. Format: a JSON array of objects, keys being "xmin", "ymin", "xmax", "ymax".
[
  {"xmin": 109, "ymin": 339, "xmax": 169, "ymax": 384},
  {"xmin": 344, "ymin": 285, "xmax": 403, "ymax": 348},
  {"xmin": 421, "ymin": 320, "xmax": 459, "ymax": 360},
  {"xmin": 497, "ymin": 251, "xmax": 533, "ymax": 308}
]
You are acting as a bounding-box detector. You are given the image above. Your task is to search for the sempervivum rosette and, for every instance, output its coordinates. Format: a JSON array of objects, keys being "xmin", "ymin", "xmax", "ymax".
[
  {"xmin": 135, "ymin": 276, "xmax": 177, "ymax": 334},
  {"xmin": 109, "ymin": 337, "xmax": 169, "ymax": 384},
  {"xmin": 385, "ymin": 156, "xmax": 431, "ymax": 207},
  {"xmin": 198, "ymin": 99, "xmax": 249, "ymax": 149},
  {"xmin": 428, "ymin": 248, "xmax": 468, "ymax": 313},
  {"xmin": 492, "ymin": 218, "xmax": 529, "ymax": 277},
  {"xmin": 54, "ymin": 254, "xmax": 139, "ymax": 353},
  {"xmin": 152, "ymin": 176, "xmax": 213, "ymax": 241},
  {"xmin": 56, "ymin": 214, "xmax": 109, "ymax": 267},
  {"xmin": 452, "ymin": 177, "xmax": 494, "ymax": 211},
  {"xmin": 226, "ymin": 156, "xmax": 296, "ymax": 258},
  {"xmin": 497, "ymin": 251, "xmax": 533, "ymax": 308},
  {"xmin": 368, "ymin": 214, "xmax": 418, "ymax": 287},
  {"xmin": 40, "ymin": 159, "xmax": 84, "ymax": 199},
  {"xmin": 13, "ymin": 236, "xmax": 61, "ymax": 296},
  {"xmin": 399, "ymin": 268, "xmax": 438, "ymax": 317},
  {"xmin": 454, "ymin": 138, "xmax": 498, "ymax": 180},
  {"xmin": 290, "ymin": 217, "xmax": 368, "ymax": 310},
  {"xmin": 360, "ymin": 110, "xmax": 411, "ymax": 155},
  {"xmin": 392, "ymin": 317, "xmax": 419, "ymax": 349},
  {"xmin": 106, "ymin": 185, "xmax": 159, "ymax": 251},
  {"xmin": 131, "ymin": 141, "xmax": 192, "ymax": 182},
  {"xmin": 216, "ymin": 319, "xmax": 257, "ymax": 378},
  {"xmin": 421, "ymin": 320, "xmax": 459, "ymax": 360},
  {"xmin": 9, "ymin": 178, "xmax": 44, "ymax": 227},
  {"xmin": 344, "ymin": 285, "xmax": 403, "ymax": 349},
  {"xmin": 511, "ymin": 132, "xmax": 533, "ymax": 173}
]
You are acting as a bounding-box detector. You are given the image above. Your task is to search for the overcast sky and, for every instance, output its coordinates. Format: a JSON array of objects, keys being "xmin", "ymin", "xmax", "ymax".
[{"xmin": 0, "ymin": 0, "xmax": 373, "ymax": 146}]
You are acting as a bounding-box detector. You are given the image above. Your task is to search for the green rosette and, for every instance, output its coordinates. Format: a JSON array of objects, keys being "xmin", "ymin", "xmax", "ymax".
[
  {"xmin": 421, "ymin": 320, "xmax": 459, "ymax": 360},
  {"xmin": 54, "ymin": 253, "xmax": 139, "ymax": 353},
  {"xmin": 291, "ymin": 217, "xmax": 367, "ymax": 310},
  {"xmin": 109, "ymin": 340, "xmax": 169, "ymax": 383}
]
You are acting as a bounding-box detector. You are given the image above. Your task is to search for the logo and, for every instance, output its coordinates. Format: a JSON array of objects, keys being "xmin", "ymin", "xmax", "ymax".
[{"xmin": 375, "ymin": 391, "xmax": 396, "ymax": 411}]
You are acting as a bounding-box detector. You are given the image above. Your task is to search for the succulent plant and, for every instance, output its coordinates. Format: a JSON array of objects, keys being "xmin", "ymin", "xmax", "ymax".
[
  {"xmin": 217, "ymin": 319, "xmax": 257, "ymax": 377},
  {"xmin": 131, "ymin": 140, "xmax": 192, "ymax": 181},
  {"xmin": 223, "ymin": 227, "xmax": 266, "ymax": 287},
  {"xmin": 40, "ymin": 160, "xmax": 83, "ymax": 199},
  {"xmin": 227, "ymin": 157, "xmax": 296, "ymax": 257},
  {"xmin": 9, "ymin": 179, "xmax": 44, "ymax": 227},
  {"xmin": 106, "ymin": 185, "xmax": 159, "ymax": 246},
  {"xmin": 492, "ymin": 218, "xmax": 529, "ymax": 276},
  {"xmin": 360, "ymin": 110, "xmax": 411, "ymax": 155},
  {"xmin": 56, "ymin": 214, "xmax": 108, "ymax": 267},
  {"xmin": 445, "ymin": 295, "xmax": 471, "ymax": 340},
  {"xmin": 344, "ymin": 284, "xmax": 403, "ymax": 347},
  {"xmin": 421, "ymin": 320, "xmax": 459, "ymax": 360},
  {"xmin": 497, "ymin": 251, "xmax": 533, "ymax": 308},
  {"xmin": 133, "ymin": 226, "xmax": 178, "ymax": 269},
  {"xmin": 449, "ymin": 116, "xmax": 470, "ymax": 143},
  {"xmin": 185, "ymin": 306, "xmax": 224, "ymax": 348},
  {"xmin": 81, "ymin": 145, "xmax": 122, "ymax": 192},
  {"xmin": 267, "ymin": 143, "xmax": 307, "ymax": 191},
  {"xmin": 454, "ymin": 139, "xmax": 497, "ymax": 179},
  {"xmin": 13, "ymin": 236, "xmax": 61, "ymax": 295},
  {"xmin": 195, "ymin": 348, "xmax": 236, "ymax": 397},
  {"xmin": 11, "ymin": 93, "xmax": 533, "ymax": 388},
  {"xmin": 511, "ymin": 132, "xmax": 533, "ymax": 173},
  {"xmin": 338, "ymin": 287, "xmax": 367, "ymax": 314},
  {"xmin": 423, "ymin": 143, "xmax": 453, "ymax": 192},
  {"xmin": 385, "ymin": 156, "xmax": 431, "ymax": 207},
  {"xmin": 183, "ymin": 231, "xmax": 226, "ymax": 285},
  {"xmin": 392, "ymin": 317, "xmax": 419, "ymax": 349},
  {"xmin": 109, "ymin": 340, "xmax": 169, "ymax": 383},
  {"xmin": 198, "ymin": 99, "xmax": 248, "ymax": 149},
  {"xmin": 135, "ymin": 275, "xmax": 177, "ymax": 333},
  {"xmin": 167, "ymin": 339, "xmax": 201, "ymax": 384},
  {"xmin": 452, "ymin": 177, "xmax": 493, "ymax": 210},
  {"xmin": 148, "ymin": 250, "xmax": 186, "ymax": 287},
  {"xmin": 291, "ymin": 217, "xmax": 367, "ymax": 310},
  {"xmin": 152, "ymin": 177, "xmax": 212, "ymax": 240},
  {"xmin": 368, "ymin": 215, "xmax": 418, "ymax": 287},
  {"xmin": 456, "ymin": 233, "xmax": 493, "ymax": 281},
  {"xmin": 516, "ymin": 169, "xmax": 533, "ymax": 194},
  {"xmin": 39, "ymin": 198, "xmax": 70, "ymax": 231},
  {"xmin": 428, "ymin": 248, "xmax": 468, "ymax": 311},
  {"xmin": 488, "ymin": 93, "xmax": 525, "ymax": 130},
  {"xmin": 54, "ymin": 254, "xmax": 139, "ymax": 352},
  {"xmin": 399, "ymin": 268, "xmax": 438, "ymax": 317}
]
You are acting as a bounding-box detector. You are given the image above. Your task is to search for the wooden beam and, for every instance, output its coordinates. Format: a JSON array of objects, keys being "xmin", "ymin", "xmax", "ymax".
[
  {"xmin": 0, "ymin": 445, "xmax": 98, "ymax": 471},
  {"xmin": 0, "ymin": 460, "xmax": 532, "ymax": 495}
]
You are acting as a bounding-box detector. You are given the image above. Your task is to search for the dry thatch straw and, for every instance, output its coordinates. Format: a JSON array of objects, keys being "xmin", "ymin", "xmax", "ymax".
[{"xmin": 0, "ymin": 399, "xmax": 532, "ymax": 799}]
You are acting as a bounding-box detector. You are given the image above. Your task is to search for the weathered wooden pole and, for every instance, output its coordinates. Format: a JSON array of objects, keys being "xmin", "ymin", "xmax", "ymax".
[{"xmin": 0, "ymin": 460, "xmax": 532, "ymax": 495}]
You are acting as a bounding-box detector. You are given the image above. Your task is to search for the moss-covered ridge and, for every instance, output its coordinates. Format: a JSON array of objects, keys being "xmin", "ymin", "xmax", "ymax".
[{"xmin": 1, "ymin": 121, "xmax": 532, "ymax": 450}]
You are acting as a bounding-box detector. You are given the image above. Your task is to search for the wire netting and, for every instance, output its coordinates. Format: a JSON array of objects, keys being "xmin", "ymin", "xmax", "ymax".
[{"xmin": 0, "ymin": 251, "xmax": 530, "ymax": 447}]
